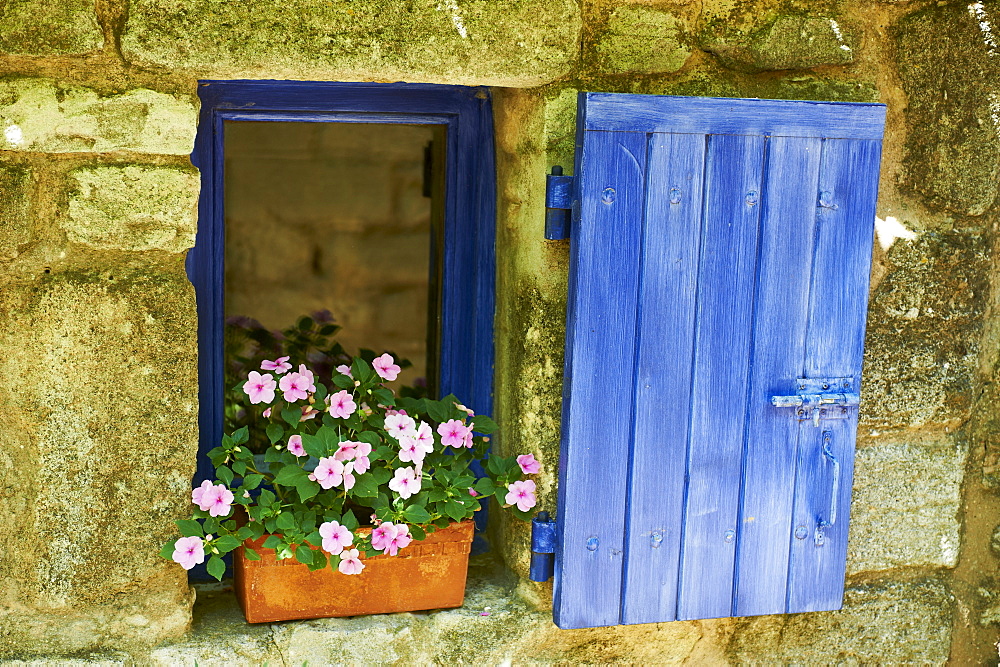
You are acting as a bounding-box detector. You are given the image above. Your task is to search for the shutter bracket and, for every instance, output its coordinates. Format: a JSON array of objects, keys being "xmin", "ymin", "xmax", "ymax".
[
  {"xmin": 529, "ymin": 511, "xmax": 557, "ymax": 582},
  {"xmin": 771, "ymin": 377, "xmax": 859, "ymax": 426},
  {"xmin": 545, "ymin": 166, "xmax": 574, "ymax": 240}
]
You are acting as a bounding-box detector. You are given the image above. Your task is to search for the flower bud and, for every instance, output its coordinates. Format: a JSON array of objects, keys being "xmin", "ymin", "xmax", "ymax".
[{"xmin": 205, "ymin": 534, "xmax": 214, "ymax": 540}]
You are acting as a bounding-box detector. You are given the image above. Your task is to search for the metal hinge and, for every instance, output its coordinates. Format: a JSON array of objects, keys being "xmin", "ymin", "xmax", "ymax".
[
  {"xmin": 545, "ymin": 166, "xmax": 573, "ymax": 240},
  {"xmin": 770, "ymin": 377, "xmax": 860, "ymax": 426},
  {"xmin": 529, "ymin": 511, "xmax": 557, "ymax": 581}
]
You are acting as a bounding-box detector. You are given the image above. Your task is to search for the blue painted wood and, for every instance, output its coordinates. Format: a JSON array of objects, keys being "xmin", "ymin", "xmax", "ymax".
[
  {"xmin": 620, "ymin": 132, "xmax": 706, "ymax": 625},
  {"xmin": 557, "ymin": 91, "xmax": 885, "ymax": 627},
  {"xmin": 676, "ymin": 134, "xmax": 766, "ymax": 621},
  {"xmin": 581, "ymin": 93, "xmax": 887, "ymax": 140},
  {"xmin": 554, "ymin": 109, "xmax": 648, "ymax": 629},
  {"xmin": 733, "ymin": 136, "xmax": 824, "ymax": 617},
  {"xmin": 188, "ymin": 80, "xmax": 496, "ymax": 545},
  {"xmin": 786, "ymin": 138, "xmax": 881, "ymax": 612},
  {"xmin": 545, "ymin": 171, "xmax": 573, "ymax": 240}
]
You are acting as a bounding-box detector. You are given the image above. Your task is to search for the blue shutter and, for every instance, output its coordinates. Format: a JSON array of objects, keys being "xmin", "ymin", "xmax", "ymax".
[{"xmin": 554, "ymin": 93, "xmax": 885, "ymax": 629}]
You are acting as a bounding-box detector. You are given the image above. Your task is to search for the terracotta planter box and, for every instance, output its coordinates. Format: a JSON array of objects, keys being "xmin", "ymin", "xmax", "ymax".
[{"xmin": 233, "ymin": 520, "xmax": 475, "ymax": 623}]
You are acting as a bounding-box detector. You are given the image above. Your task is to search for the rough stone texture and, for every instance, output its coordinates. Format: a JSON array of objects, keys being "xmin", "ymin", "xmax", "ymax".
[
  {"xmin": 0, "ymin": 267, "xmax": 198, "ymax": 656},
  {"xmin": 0, "ymin": 78, "xmax": 196, "ymax": 155},
  {"xmin": 701, "ymin": 14, "xmax": 856, "ymax": 72},
  {"xmin": 593, "ymin": 6, "xmax": 692, "ymax": 75},
  {"xmin": 861, "ymin": 231, "xmax": 987, "ymax": 431},
  {"xmin": 121, "ymin": 0, "xmax": 582, "ymax": 87},
  {"xmin": 847, "ymin": 433, "xmax": 966, "ymax": 574},
  {"xmin": 0, "ymin": 162, "xmax": 32, "ymax": 260},
  {"xmin": 896, "ymin": 3, "xmax": 1000, "ymax": 216},
  {"xmin": 727, "ymin": 575, "xmax": 955, "ymax": 663},
  {"xmin": 0, "ymin": 0, "xmax": 102, "ymax": 55},
  {"xmin": 66, "ymin": 165, "xmax": 199, "ymax": 253}
]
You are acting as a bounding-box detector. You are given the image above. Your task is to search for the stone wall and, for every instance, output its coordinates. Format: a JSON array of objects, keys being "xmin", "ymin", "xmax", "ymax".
[{"xmin": 0, "ymin": 0, "xmax": 997, "ymax": 663}]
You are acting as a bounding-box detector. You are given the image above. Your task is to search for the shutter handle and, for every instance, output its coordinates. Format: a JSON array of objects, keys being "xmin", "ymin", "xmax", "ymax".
[{"xmin": 821, "ymin": 431, "xmax": 840, "ymax": 527}]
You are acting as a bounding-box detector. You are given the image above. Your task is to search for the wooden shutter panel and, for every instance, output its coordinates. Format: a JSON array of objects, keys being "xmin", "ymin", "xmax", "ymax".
[{"xmin": 554, "ymin": 93, "xmax": 885, "ymax": 629}]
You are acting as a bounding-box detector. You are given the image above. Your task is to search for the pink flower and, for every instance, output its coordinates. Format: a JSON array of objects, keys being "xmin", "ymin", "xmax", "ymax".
[
  {"xmin": 287, "ymin": 435, "xmax": 305, "ymax": 457},
  {"xmin": 413, "ymin": 422, "xmax": 434, "ymax": 453},
  {"xmin": 172, "ymin": 536, "xmax": 205, "ymax": 570},
  {"xmin": 437, "ymin": 419, "xmax": 472, "ymax": 448},
  {"xmin": 338, "ymin": 548, "xmax": 365, "ymax": 575},
  {"xmin": 385, "ymin": 523, "xmax": 412, "ymax": 556},
  {"xmin": 334, "ymin": 441, "xmax": 357, "ymax": 461},
  {"xmin": 469, "ymin": 488, "xmax": 479, "ymax": 497},
  {"xmin": 352, "ymin": 442, "xmax": 372, "ymax": 474},
  {"xmin": 372, "ymin": 353, "xmax": 401, "ymax": 381},
  {"xmin": 384, "ymin": 413, "xmax": 417, "ymax": 441},
  {"xmin": 262, "ymin": 407, "xmax": 272, "ymax": 418},
  {"xmin": 319, "ymin": 521, "xmax": 353, "ymax": 555},
  {"xmin": 388, "ymin": 466, "xmax": 421, "ymax": 499},
  {"xmin": 336, "ymin": 364, "xmax": 352, "ymax": 378},
  {"xmin": 301, "ymin": 406, "xmax": 320, "ymax": 421},
  {"xmin": 296, "ymin": 365, "xmax": 317, "ymax": 391},
  {"xmin": 370, "ymin": 522, "xmax": 398, "ymax": 552},
  {"xmin": 505, "ymin": 480, "xmax": 537, "ymax": 512},
  {"xmin": 243, "ymin": 371, "xmax": 276, "ymax": 404},
  {"xmin": 311, "ymin": 457, "xmax": 345, "ymax": 490},
  {"xmin": 191, "ymin": 480, "xmax": 212, "ymax": 507},
  {"xmin": 261, "ymin": 356, "xmax": 292, "ymax": 374},
  {"xmin": 200, "ymin": 483, "xmax": 234, "ymax": 517},
  {"xmin": 342, "ymin": 461, "xmax": 356, "ymax": 491},
  {"xmin": 278, "ymin": 372, "xmax": 312, "ymax": 402},
  {"xmin": 327, "ymin": 390, "xmax": 357, "ymax": 419},
  {"xmin": 516, "ymin": 453, "xmax": 541, "ymax": 475}
]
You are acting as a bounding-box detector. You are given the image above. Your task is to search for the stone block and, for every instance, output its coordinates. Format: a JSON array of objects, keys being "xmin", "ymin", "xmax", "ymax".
[
  {"xmin": 861, "ymin": 231, "xmax": 987, "ymax": 430},
  {"xmin": 121, "ymin": 0, "xmax": 581, "ymax": 87},
  {"xmin": 0, "ymin": 0, "xmax": 102, "ymax": 55},
  {"xmin": 65, "ymin": 165, "xmax": 199, "ymax": 253},
  {"xmin": 727, "ymin": 575, "xmax": 954, "ymax": 663},
  {"xmin": 0, "ymin": 79, "xmax": 196, "ymax": 155},
  {"xmin": 0, "ymin": 268, "xmax": 198, "ymax": 655},
  {"xmin": 0, "ymin": 163, "xmax": 32, "ymax": 260},
  {"xmin": 896, "ymin": 3, "xmax": 1000, "ymax": 215},
  {"xmin": 847, "ymin": 434, "xmax": 966, "ymax": 574},
  {"xmin": 701, "ymin": 14, "xmax": 855, "ymax": 72},
  {"xmin": 593, "ymin": 6, "xmax": 692, "ymax": 75}
]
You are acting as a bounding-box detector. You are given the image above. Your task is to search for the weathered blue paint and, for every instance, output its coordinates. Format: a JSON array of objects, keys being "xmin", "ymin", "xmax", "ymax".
[
  {"xmin": 187, "ymin": 81, "xmax": 496, "ymax": 561},
  {"xmin": 555, "ymin": 92, "xmax": 885, "ymax": 628},
  {"xmin": 545, "ymin": 167, "xmax": 574, "ymax": 240}
]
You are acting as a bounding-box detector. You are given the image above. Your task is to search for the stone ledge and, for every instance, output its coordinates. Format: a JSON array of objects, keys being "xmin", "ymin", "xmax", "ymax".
[{"xmin": 0, "ymin": 0, "xmax": 102, "ymax": 55}]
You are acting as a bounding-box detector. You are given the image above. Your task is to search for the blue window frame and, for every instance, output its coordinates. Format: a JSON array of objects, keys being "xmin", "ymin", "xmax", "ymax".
[{"xmin": 187, "ymin": 81, "xmax": 496, "ymax": 491}]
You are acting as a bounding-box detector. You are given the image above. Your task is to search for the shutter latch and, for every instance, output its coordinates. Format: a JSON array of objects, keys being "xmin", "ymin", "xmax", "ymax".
[
  {"xmin": 545, "ymin": 166, "xmax": 574, "ymax": 240},
  {"xmin": 770, "ymin": 377, "xmax": 859, "ymax": 426},
  {"xmin": 529, "ymin": 511, "xmax": 557, "ymax": 581}
]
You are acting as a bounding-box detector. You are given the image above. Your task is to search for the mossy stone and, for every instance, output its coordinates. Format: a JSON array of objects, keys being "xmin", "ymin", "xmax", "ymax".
[
  {"xmin": 593, "ymin": 6, "xmax": 692, "ymax": 75},
  {"xmin": 0, "ymin": 0, "xmax": 102, "ymax": 55},
  {"xmin": 0, "ymin": 163, "xmax": 31, "ymax": 260}
]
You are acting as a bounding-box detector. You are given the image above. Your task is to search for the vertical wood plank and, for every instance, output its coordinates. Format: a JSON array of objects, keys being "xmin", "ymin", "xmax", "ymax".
[
  {"xmin": 554, "ymin": 126, "xmax": 648, "ymax": 629},
  {"xmin": 676, "ymin": 134, "xmax": 765, "ymax": 621},
  {"xmin": 732, "ymin": 136, "xmax": 823, "ymax": 616},
  {"xmin": 621, "ymin": 133, "xmax": 706, "ymax": 625},
  {"xmin": 787, "ymin": 139, "xmax": 881, "ymax": 612}
]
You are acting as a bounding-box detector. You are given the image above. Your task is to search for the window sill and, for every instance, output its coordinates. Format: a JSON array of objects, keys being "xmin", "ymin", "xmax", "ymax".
[{"xmin": 151, "ymin": 553, "xmax": 551, "ymax": 664}]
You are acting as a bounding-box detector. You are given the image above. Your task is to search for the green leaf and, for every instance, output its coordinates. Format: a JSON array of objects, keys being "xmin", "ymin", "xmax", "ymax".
[
  {"xmin": 297, "ymin": 315, "xmax": 315, "ymax": 331},
  {"xmin": 176, "ymin": 519, "xmax": 204, "ymax": 537},
  {"xmin": 295, "ymin": 544, "xmax": 314, "ymax": 565},
  {"xmin": 474, "ymin": 477, "xmax": 497, "ymax": 496},
  {"xmin": 356, "ymin": 431, "xmax": 381, "ymax": 449},
  {"xmin": 207, "ymin": 555, "xmax": 226, "ymax": 580},
  {"xmin": 487, "ymin": 455, "xmax": 505, "ymax": 476},
  {"xmin": 313, "ymin": 382, "xmax": 328, "ymax": 403},
  {"xmin": 333, "ymin": 374, "xmax": 354, "ymax": 390},
  {"xmin": 443, "ymin": 500, "xmax": 468, "ymax": 521},
  {"xmin": 426, "ymin": 399, "xmax": 449, "ymax": 423},
  {"xmin": 372, "ymin": 388, "xmax": 395, "ymax": 407},
  {"xmin": 243, "ymin": 474, "xmax": 264, "ymax": 490},
  {"xmin": 236, "ymin": 526, "xmax": 254, "ymax": 540},
  {"xmin": 295, "ymin": 480, "xmax": 320, "ymax": 503},
  {"xmin": 281, "ymin": 406, "xmax": 301, "ymax": 428},
  {"xmin": 369, "ymin": 467, "xmax": 391, "ymax": 485},
  {"xmin": 275, "ymin": 512, "xmax": 295, "ymax": 532},
  {"xmin": 217, "ymin": 466, "xmax": 234, "ymax": 486},
  {"xmin": 262, "ymin": 535, "xmax": 282, "ymax": 550},
  {"xmin": 232, "ymin": 426, "xmax": 249, "ymax": 445},
  {"xmin": 304, "ymin": 530, "xmax": 323, "ymax": 547},
  {"xmin": 215, "ymin": 535, "xmax": 242, "ymax": 553},
  {"xmin": 494, "ymin": 488, "xmax": 508, "ymax": 505},
  {"xmin": 402, "ymin": 504, "xmax": 431, "ymax": 524},
  {"xmin": 471, "ymin": 414, "xmax": 498, "ymax": 434},
  {"xmin": 350, "ymin": 473, "xmax": 379, "ymax": 498},
  {"xmin": 427, "ymin": 488, "xmax": 448, "ymax": 502},
  {"xmin": 307, "ymin": 551, "xmax": 328, "ymax": 571},
  {"xmin": 243, "ymin": 546, "xmax": 261, "ymax": 561},
  {"xmin": 264, "ymin": 447, "xmax": 283, "ymax": 463},
  {"xmin": 351, "ymin": 357, "xmax": 374, "ymax": 383},
  {"xmin": 258, "ymin": 489, "xmax": 277, "ymax": 506},
  {"xmin": 453, "ymin": 474, "xmax": 475, "ymax": 489},
  {"xmin": 373, "ymin": 445, "xmax": 394, "ymax": 462},
  {"xmin": 409, "ymin": 525, "xmax": 426, "ymax": 541},
  {"xmin": 266, "ymin": 423, "xmax": 284, "ymax": 445},
  {"xmin": 273, "ymin": 464, "xmax": 311, "ymax": 487},
  {"xmin": 231, "ymin": 461, "xmax": 247, "ymax": 476},
  {"xmin": 159, "ymin": 539, "xmax": 178, "ymax": 559},
  {"xmin": 342, "ymin": 510, "xmax": 359, "ymax": 530},
  {"xmin": 202, "ymin": 517, "xmax": 220, "ymax": 535},
  {"xmin": 300, "ymin": 433, "xmax": 326, "ymax": 458}
]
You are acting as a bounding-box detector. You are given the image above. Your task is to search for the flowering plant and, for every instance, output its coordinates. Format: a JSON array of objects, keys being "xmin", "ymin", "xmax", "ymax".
[{"xmin": 160, "ymin": 353, "xmax": 540, "ymax": 579}]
